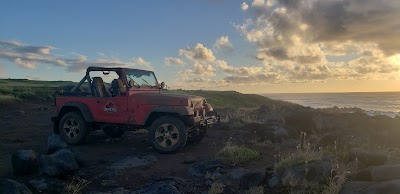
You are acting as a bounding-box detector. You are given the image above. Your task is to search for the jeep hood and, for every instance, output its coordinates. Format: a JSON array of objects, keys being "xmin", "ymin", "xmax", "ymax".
[{"xmin": 139, "ymin": 92, "xmax": 204, "ymax": 106}]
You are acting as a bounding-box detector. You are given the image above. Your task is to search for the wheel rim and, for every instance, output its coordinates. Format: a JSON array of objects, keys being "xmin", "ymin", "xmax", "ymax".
[
  {"xmin": 155, "ymin": 123, "xmax": 179, "ymax": 148},
  {"xmin": 63, "ymin": 118, "xmax": 80, "ymax": 140}
]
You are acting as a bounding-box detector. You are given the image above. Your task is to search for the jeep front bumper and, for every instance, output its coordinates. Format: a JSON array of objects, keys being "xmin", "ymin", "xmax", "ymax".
[{"xmin": 182, "ymin": 112, "xmax": 220, "ymax": 127}]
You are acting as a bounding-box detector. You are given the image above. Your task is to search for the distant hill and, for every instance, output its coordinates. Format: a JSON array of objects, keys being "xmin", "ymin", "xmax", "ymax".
[{"xmin": 0, "ymin": 79, "xmax": 75, "ymax": 88}]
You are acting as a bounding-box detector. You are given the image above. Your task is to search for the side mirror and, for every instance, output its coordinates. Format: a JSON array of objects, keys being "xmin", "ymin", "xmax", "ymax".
[{"xmin": 160, "ymin": 82, "xmax": 165, "ymax": 89}]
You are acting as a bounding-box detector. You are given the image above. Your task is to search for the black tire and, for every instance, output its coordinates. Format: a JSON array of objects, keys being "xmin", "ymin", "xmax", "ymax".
[
  {"xmin": 59, "ymin": 112, "xmax": 89, "ymax": 145},
  {"xmin": 148, "ymin": 116, "xmax": 188, "ymax": 154},
  {"xmin": 188, "ymin": 126, "xmax": 208, "ymax": 144},
  {"xmin": 103, "ymin": 126, "xmax": 125, "ymax": 138}
]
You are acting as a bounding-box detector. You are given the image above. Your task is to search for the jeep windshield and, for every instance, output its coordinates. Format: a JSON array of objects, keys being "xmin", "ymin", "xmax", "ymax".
[{"xmin": 125, "ymin": 69, "xmax": 158, "ymax": 88}]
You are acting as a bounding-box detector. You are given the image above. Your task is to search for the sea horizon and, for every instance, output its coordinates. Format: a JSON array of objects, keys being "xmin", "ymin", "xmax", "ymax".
[{"xmin": 260, "ymin": 92, "xmax": 400, "ymax": 118}]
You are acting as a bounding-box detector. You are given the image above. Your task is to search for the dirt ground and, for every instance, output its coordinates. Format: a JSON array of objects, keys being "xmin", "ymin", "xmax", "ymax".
[{"xmin": 0, "ymin": 102, "xmax": 275, "ymax": 192}]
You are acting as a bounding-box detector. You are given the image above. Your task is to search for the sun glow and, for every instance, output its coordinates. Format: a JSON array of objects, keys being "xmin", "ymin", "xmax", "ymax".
[{"xmin": 388, "ymin": 54, "xmax": 400, "ymax": 66}]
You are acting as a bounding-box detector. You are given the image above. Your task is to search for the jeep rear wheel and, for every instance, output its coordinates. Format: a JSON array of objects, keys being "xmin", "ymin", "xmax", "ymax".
[
  {"xmin": 59, "ymin": 112, "xmax": 89, "ymax": 145},
  {"xmin": 148, "ymin": 116, "xmax": 188, "ymax": 154}
]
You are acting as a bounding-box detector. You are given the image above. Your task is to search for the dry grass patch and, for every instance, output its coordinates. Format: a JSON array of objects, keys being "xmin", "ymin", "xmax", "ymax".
[
  {"xmin": 216, "ymin": 142, "xmax": 261, "ymax": 166},
  {"xmin": 275, "ymin": 133, "xmax": 323, "ymax": 174},
  {"xmin": 0, "ymin": 94, "xmax": 20, "ymax": 104},
  {"xmin": 321, "ymin": 160, "xmax": 356, "ymax": 194},
  {"xmin": 65, "ymin": 176, "xmax": 90, "ymax": 194},
  {"xmin": 208, "ymin": 181, "xmax": 225, "ymax": 194}
]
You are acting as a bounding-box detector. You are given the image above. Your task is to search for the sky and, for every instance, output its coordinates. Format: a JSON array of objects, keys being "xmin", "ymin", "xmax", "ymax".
[{"xmin": 1, "ymin": 0, "xmax": 400, "ymax": 93}]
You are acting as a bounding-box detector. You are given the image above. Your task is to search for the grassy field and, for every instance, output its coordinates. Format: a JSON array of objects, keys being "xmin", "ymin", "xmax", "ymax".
[
  {"xmin": 0, "ymin": 79, "xmax": 291, "ymax": 108},
  {"xmin": 0, "ymin": 79, "xmax": 74, "ymax": 102},
  {"xmin": 168, "ymin": 89, "xmax": 292, "ymax": 108}
]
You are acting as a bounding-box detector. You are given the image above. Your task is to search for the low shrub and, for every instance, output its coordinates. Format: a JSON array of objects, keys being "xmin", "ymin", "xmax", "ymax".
[
  {"xmin": 216, "ymin": 142, "xmax": 261, "ymax": 166},
  {"xmin": 208, "ymin": 181, "xmax": 225, "ymax": 194}
]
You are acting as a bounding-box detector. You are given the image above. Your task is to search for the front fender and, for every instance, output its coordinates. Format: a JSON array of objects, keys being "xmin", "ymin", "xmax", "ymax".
[{"xmin": 143, "ymin": 106, "xmax": 194, "ymax": 125}]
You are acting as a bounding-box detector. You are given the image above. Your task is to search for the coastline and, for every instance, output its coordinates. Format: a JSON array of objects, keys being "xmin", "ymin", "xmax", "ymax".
[{"xmin": 259, "ymin": 92, "xmax": 400, "ymax": 118}]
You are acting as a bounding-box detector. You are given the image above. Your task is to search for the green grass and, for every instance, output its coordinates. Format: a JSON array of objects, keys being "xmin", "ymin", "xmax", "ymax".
[
  {"xmin": 0, "ymin": 79, "xmax": 74, "ymax": 102},
  {"xmin": 167, "ymin": 89, "xmax": 293, "ymax": 109},
  {"xmin": 216, "ymin": 143, "xmax": 261, "ymax": 166}
]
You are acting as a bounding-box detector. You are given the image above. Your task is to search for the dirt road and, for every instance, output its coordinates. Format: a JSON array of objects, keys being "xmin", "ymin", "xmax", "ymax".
[{"xmin": 0, "ymin": 102, "xmax": 275, "ymax": 192}]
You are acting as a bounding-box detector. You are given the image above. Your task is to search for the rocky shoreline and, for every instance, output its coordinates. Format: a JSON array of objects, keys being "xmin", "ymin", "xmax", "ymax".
[{"xmin": 2, "ymin": 103, "xmax": 400, "ymax": 194}]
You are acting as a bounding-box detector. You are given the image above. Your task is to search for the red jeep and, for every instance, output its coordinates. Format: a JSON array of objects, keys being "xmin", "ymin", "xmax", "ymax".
[{"xmin": 52, "ymin": 67, "xmax": 218, "ymax": 153}]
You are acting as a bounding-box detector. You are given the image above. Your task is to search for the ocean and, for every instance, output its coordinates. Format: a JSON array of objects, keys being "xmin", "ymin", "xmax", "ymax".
[{"xmin": 261, "ymin": 92, "xmax": 400, "ymax": 118}]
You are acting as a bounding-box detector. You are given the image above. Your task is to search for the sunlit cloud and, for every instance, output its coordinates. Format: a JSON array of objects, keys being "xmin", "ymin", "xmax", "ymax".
[
  {"xmin": 164, "ymin": 57, "xmax": 185, "ymax": 66},
  {"xmin": 213, "ymin": 36, "xmax": 233, "ymax": 53},
  {"xmin": 241, "ymin": 2, "xmax": 249, "ymax": 11},
  {"xmin": 179, "ymin": 43, "xmax": 216, "ymax": 62}
]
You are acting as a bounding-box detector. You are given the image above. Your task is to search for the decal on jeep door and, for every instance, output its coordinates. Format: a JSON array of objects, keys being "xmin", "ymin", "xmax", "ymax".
[{"xmin": 104, "ymin": 101, "xmax": 117, "ymax": 113}]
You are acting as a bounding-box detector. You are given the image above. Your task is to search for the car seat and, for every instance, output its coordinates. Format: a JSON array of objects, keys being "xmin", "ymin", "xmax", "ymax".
[
  {"xmin": 111, "ymin": 79, "xmax": 126, "ymax": 96},
  {"xmin": 92, "ymin": 77, "xmax": 111, "ymax": 97}
]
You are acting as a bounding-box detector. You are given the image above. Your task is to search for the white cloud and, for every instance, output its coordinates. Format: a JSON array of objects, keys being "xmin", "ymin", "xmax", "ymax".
[
  {"xmin": 0, "ymin": 40, "xmax": 152, "ymax": 72},
  {"xmin": 193, "ymin": 63, "xmax": 216, "ymax": 76},
  {"xmin": 213, "ymin": 36, "xmax": 233, "ymax": 52},
  {"xmin": 252, "ymin": 0, "xmax": 264, "ymax": 8},
  {"xmin": 241, "ymin": 2, "xmax": 249, "ymax": 11},
  {"xmin": 178, "ymin": 43, "xmax": 216, "ymax": 62},
  {"xmin": 164, "ymin": 57, "xmax": 185, "ymax": 66},
  {"xmin": 66, "ymin": 56, "xmax": 152, "ymax": 72},
  {"xmin": 0, "ymin": 40, "xmax": 66, "ymax": 69},
  {"xmin": 217, "ymin": 60, "xmax": 263, "ymax": 76}
]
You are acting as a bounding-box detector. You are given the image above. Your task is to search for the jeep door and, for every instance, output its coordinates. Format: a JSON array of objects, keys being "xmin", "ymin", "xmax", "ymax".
[{"xmin": 86, "ymin": 71, "xmax": 129, "ymax": 124}]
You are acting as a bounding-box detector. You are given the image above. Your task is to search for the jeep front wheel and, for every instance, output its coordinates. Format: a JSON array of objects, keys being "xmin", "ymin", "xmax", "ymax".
[
  {"xmin": 59, "ymin": 112, "xmax": 89, "ymax": 145},
  {"xmin": 148, "ymin": 116, "xmax": 188, "ymax": 154}
]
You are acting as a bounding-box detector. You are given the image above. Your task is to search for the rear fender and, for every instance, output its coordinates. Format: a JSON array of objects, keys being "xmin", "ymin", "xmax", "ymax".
[
  {"xmin": 59, "ymin": 102, "xmax": 94, "ymax": 121},
  {"xmin": 54, "ymin": 102, "xmax": 94, "ymax": 133}
]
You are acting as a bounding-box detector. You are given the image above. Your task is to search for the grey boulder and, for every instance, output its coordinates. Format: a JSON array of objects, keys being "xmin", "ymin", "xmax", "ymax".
[
  {"xmin": 12, "ymin": 150, "xmax": 38, "ymax": 175},
  {"xmin": 349, "ymin": 148, "xmax": 387, "ymax": 167},
  {"xmin": 228, "ymin": 168, "xmax": 266, "ymax": 189},
  {"xmin": 39, "ymin": 149, "xmax": 79, "ymax": 176},
  {"xmin": 0, "ymin": 179, "xmax": 32, "ymax": 194},
  {"xmin": 281, "ymin": 160, "xmax": 332, "ymax": 186},
  {"xmin": 340, "ymin": 181, "xmax": 372, "ymax": 194},
  {"xmin": 47, "ymin": 134, "xmax": 67, "ymax": 154},
  {"xmin": 109, "ymin": 155, "xmax": 158, "ymax": 170},
  {"xmin": 371, "ymin": 165, "xmax": 400, "ymax": 181},
  {"xmin": 365, "ymin": 179, "xmax": 400, "ymax": 194},
  {"xmin": 188, "ymin": 160, "xmax": 225, "ymax": 177},
  {"xmin": 131, "ymin": 177, "xmax": 186, "ymax": 194}
]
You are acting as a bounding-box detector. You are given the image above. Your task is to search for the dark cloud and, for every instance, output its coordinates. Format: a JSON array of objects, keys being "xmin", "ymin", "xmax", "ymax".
[
  {"xmin": 0, "ymin": 40, "xmax": 152, "ymax": 72},
  {"xmin": 243, "ymin": 0, "xmax": 400, "ymax": 57}
]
